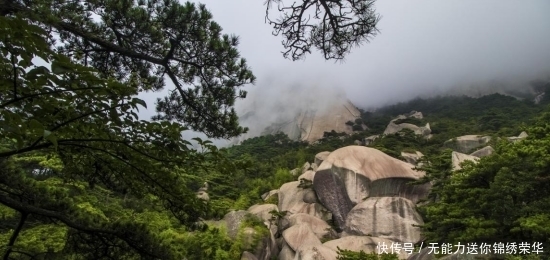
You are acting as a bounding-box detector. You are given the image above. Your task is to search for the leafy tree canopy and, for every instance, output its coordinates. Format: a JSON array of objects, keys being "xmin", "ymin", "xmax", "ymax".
[
  {"xmin": 418, "ymin": 112, "xmax": 550, "ymax": 257},
  {"xmin": 2, "ymin": 0, "xmax": 381, "ymax": 257},
  {"xmin": 2, "ymin": 0, "xmax": 256, "ymax": 139},
  {"xmin": 0, "ymin": 0, "xmax": 256, "ymax": 258}
]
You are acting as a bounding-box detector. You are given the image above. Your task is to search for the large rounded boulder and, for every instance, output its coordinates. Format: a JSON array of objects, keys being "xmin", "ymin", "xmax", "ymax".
[{"xmin": 313, "ymin": 146, "xmax": 430, "ymax": 231}]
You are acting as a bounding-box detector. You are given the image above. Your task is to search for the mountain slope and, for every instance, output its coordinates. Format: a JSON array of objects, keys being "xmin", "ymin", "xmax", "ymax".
[{"xmin": 262, "ymin": 99, "xmax": 362, "ymax": 143}]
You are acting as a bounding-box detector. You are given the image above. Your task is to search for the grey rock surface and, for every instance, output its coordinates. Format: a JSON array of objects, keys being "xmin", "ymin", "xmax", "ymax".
[{"xmin": 313, "ymin": 169, "xmax": 354, "ymax": 232}]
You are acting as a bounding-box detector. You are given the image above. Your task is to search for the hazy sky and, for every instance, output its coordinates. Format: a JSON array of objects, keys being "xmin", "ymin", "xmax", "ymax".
[
  {"xmin": 138, "ymin": 0, "xmax": 550, "ymax": 143},
  {"xmin": 191, "ymin": 0, "xmax": 550, "ymax": 102}
]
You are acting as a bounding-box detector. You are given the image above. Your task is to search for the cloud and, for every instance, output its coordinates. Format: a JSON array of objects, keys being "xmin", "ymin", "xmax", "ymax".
[
  {"xmin": 197, "ymin": 1, "xmax": 548, "ymax": 94},
  {"xmin": 138, "ymin": 0, "xmax": 550, "ymax": 145}
]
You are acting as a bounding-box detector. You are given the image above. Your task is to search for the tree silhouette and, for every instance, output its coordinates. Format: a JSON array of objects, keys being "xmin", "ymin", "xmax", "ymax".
[{"xmin": 265, "ymin": 0, "xmax": 381, "ymax": 61}]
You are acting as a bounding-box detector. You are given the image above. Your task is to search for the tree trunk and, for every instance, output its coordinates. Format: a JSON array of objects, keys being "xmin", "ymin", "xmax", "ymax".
[{"xmin": 3, "ymin": 212, "xmax": 28, "ymax": 260}]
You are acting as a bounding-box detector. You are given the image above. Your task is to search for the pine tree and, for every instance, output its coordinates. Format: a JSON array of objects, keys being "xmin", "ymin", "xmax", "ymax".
[{"xmin": 0, "ymin": 1, "xmax": 254, "ymax": 258}]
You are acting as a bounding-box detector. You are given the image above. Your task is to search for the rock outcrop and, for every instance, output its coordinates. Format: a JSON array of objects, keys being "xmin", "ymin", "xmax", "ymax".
[
  {"xmin": 314, "ymin": 151, "xmax": 331, "ymax": 166},
  {"xmin": 241, "ymin": 251, "xmax": 258, "ymax": 260},
  {"xmin": 243, "ymin": 146, "xmax": 442, "ymax": 259},
  {"xmin": 408, "ymin": 111, "xmax": 424, "ymax": 119},
  {"xmin": 444, "ymin": 135, "xmax": 491, "ymax": 153},
  {"xmin": 312, "ymin": 170, "xmax": 354, "ymax": 231},
  {"xmin": 248, "ymin": 204, "xmax": 279, "ymax": 235},
  {"xmin": 218, "ymin": 210, "xmax": 278, "ymax": 260},
  {"xmin": 384, "ymin": 122, "xmax": 431, "ymax": 137},
  {"xmin": 261, "ymin": 98, "xmax": 362, "ymax": 143},
  {"xmin": 401, "ymin": 151, "xmax": 424, "ymax": 165},
  {"xmin": 278, "ymin": 181, "xmax": 331, "ymax": 221},
  {"xmin": 315, "ymin": 146, "xmax": 427, "ymax": 203},
  {"xmin": 311, "ymin": 162, "xmax": 318, "ymax": 171},
  {"xmin": 277, "ymin": 217, "xmax": 340, "ymax": 260},
  {"xmin": 298, "ymin": 170, "xmax": 316, "ymax": 182},
  {"xmin": 534, "ymin": 92, "xmax": 545, "ymax": 104},
  {"xmin": 451, "ymin": 151, "xmax": 480, "ymax": 171},
  {"xmin": 313, "ymin": 146, "xmax": 429, "ymax": 231},
  {"xmin": 241, "ymin": 227, "xmax": 278, "ymax": 260},
  {"xmin": 364, "ymin": 135, "xmax": 380, "ymax": 146},
  {"xmin": 469, "ymin": 146, "xmax": 494, "ymax": 158},
  {"xmin": 224, "ymin": 98, "xmax": 549, "ymax": 260},
  {"xmin": 368, "ymin": 178, "xmax": 431, "ymax": 204},
  {"xmin": 281, "ymin": 225, "xmax": 322, "ymax": 255},
  {"xmin": 383, "ymin": 111, "xmax": 431, "ymax": 138},
  {"xmin": 261, "ymin": 189, "xmax": 278, "ymax": 201},
  {"xmin": 407, "ymin": 248, "xmax": 436, "ymax": 260},
  {"xmin": 507, "ymin": 131, "xmax": 528, "ymax": 143},
  {"xmin": 301, "ymin": 162, "xmax": 312, "ymax": 173},
  {"xmin": 294, "ymin": 245, "xmax": 339, "ymax": 260},
  {"xmin": 278, "ymin": 240, "xmax": 296, "ymax": 260},
  {"xmin": 248, "ymin": 204, "xmax": 278, "ymax": 224},
  {"xmin": 343, "ymin": 197, "xmax": 424, "ymax": 244},
  {"xmin": 278, "ymin": 213, "xmax": 336, "ymax": 241},
  {"xmin": 223, "ymin": 210, "xmax": 249, "ymax": 239},
  {"xmin": 290, "ymin": 168, "xmax": 301, "ymax": 176},
  {"xmin": 196, "ymin": 182, "xmax": 210, "ymax": 201}
]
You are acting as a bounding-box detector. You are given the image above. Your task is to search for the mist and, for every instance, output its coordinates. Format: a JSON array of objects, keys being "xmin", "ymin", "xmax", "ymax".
[{"xmin": 137, "ymin": 0, "xmax": 550, "ymax": 146}]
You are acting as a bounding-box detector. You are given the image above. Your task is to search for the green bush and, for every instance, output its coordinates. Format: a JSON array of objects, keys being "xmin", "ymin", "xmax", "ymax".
[{"xmin": 336, "ymin": 247, "xmax": 399, "ymax": 260}]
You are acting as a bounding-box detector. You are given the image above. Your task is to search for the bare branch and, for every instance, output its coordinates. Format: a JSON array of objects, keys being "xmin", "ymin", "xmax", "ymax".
[
  {"xmin": 2, "ymin": 212, "xmax": 28, "ymax": 260},
  {"xmin": 265, "ymin": 0, "xmax": 381, "ymax": 61}
]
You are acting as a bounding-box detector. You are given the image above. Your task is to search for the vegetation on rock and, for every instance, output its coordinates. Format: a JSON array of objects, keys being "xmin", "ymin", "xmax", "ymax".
[
  {"xmin": 417, "ymin": 112, "xmax": 550, "ymax": 259},
  {"xmin": 336, "ymin": 247, "xmax": 399, "ymax": 260}
]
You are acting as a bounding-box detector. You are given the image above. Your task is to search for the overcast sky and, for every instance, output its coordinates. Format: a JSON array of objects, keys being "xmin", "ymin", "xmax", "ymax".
[
  {"xmin": 138, "ymin": 0, "xmax": 550, "ymax": 144},
  {"xmin": 193, "ymin": 0, "xmax": 550, "ymax": 102}
]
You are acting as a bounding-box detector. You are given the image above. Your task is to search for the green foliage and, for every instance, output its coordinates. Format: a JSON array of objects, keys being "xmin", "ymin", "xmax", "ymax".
[
  {"xmin": 263, "ymin": 194, "xmax": 279, "ymax": 205},
  {"xmin": 336, "ymin": 247, "xmax": 399, "ymax": 260},
  {"xmin": 269, "ymin": 210, "xmax": 288, "ymax": 221},
  {"xmin": 228, "ymin": 214, "xmax": 270, "ymax": 258},
  {"xmin": 0, "ymin": 224, "xmax": 67, "ymax": 255},
  {"xmin": 372, "ymin": 94, "xmax": 544, "ymax": 140},
  {"xmin": 226, "ymin": 133, "xmax": 306, "ymax": 163},
  {"xmin": 418, "ymin": 112, "xmax": 550, "ymax": 258},
  {"xmin": 176, "ymin": 226, "xmax": 233, "ymax": 260},
  {"xmin": 505, "ymin": 254, "xmax": 544, "ymax": 260},
  {"xmin": 0, "ymin": 2, "xmax": 256, "ymax": 258},
  {"xmin": 2, "ymin": 4, "xmax": 549, "ymax": 258},
  {"xmin": 370, "ymin": 129, "xmax": 427, "ymax": 158},
  {"xmin": 0, "ymin": 205, "xmax": 17, "ymax": 221},
  {"xmin": 220, "ymin": 168, "xmax": 294, "ymax": 212},
  {"xmin": 352, "ymin": 124, "xmax": 364, "ymax": 132},
  {"xmin": 214, "ymin": 83, "xmax": 550, "ymax": 260},
  {"xmin": 207, "ymin": 198, "xmax": 236, "ymax": 220},
  {"xmin": 233, "ymin": 192, "xmax": 254, "ymax": 211},
  {"xmin": 360, "ymin": 110, "xmax": 392, "ymax": 134}
]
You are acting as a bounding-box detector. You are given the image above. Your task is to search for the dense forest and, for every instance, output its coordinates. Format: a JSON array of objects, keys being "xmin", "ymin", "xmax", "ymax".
[
  {"xmin": 220, "ymin": 92, "xmax": 550, "ymax": 259},
  {"xmin": 3, "ymin": 76, "xmax": 550, "ymax": 258},
  {"xmin": 219, "ymin": 91, "xmax": 550, "ymax": 209}
]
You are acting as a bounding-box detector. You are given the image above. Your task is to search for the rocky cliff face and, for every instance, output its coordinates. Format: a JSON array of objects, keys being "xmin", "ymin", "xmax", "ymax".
[
  {"xmin": 228, "ymin": 124, "xmax": 530, "ymax": 259},
  {"xmin": 262, "ymin": 98, "xmax": 362, "ymax": 143},
  {"xmin": 223, "ymin": 89, "xmax": 546, "ymax": 259},
  {"xmin": 231, "ymin": 146, "xmax": 431, "ymax": 260},
  {"xmin": 232, "ymin": 92, "xmax": 366, "ymax": 144}
]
